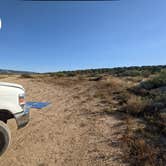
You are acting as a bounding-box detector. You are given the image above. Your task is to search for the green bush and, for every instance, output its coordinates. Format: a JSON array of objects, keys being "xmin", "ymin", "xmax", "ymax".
[
  {"xmin": 66, "ymin": 72, "xmax": 76, "ymax": 77},
  {"xmin": 140, "ymin": 70, "xmax": 166, "ymax": 90},
  {"xmin": 55, "ymin": 72, "xmax": 65, "ymax": 77}
]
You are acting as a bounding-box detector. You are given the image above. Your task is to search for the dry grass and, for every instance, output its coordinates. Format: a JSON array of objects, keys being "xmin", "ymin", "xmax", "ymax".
[
  {"xmin": 43, "ymin": 71, "xmax": 166, "ymax": 166},
  {"xmin": 121, "ymin": 134, "xmax": 159, "ymax": 166},
  {"xmin": 1, "ymin": 72, "xmax": 165, "ymax": 166},
  {"xmin": 44, "ymin": 73, "xmax": 165, "ymax": 166},
  {"xmin": 0, "ymin": 75, "xmax": 8, "ymax": 79},
  {"xmin": 120, "ymin": 116, "xmax": 166, "ymax": 166},
  {"xmin": 125, "ymin": 96, "xmax": 149, "ymax": 114},
  {"xmin": 91, "ymin": 74, "xmax": 166, "ymax": 166},
  {"xmin": 19, "ymin": 74, "xmax": 33, "ymax": 79}
]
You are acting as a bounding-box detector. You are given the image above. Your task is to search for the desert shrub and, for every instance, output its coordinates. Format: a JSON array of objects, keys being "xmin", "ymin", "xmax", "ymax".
[
  {"xmin": 55, "ymin": 72, "xmax": 66, "ymax": 77},
  {"xmin": 77, "ymin": 75, "xmax": 85, "ymax": 81},
  {"xmin": 141, "ymin": 70, "xmax": 152, "ymax": 77},
  {"xmin": 89, "ymin": 76, "xmax": 102, "ymax": 81},
  {"xmin": 49, "ymin": 73, "xmax": 56, "ymax": 77},
  {"xmin": 121, "ymin": 116, "xmax": 166, "ymax": 166},
  {"xmin": 122, "ymin": 69, "xmax": 141, "ymax": 77},
  {"xmin": 20, "ymin": 74, "xmax": 33, "ymax": 79},
  {"xmin": 140, "ymin": 70, "xmax": 166, "ymax": 90},
  {"xmin": 121, "ymin": 133, "xmax": 163, "ymax": 166},
  {"xmin": 125, "ymin": 96, "xmax": 149, "ymax": 115},
  {"xmin": 154, "ymin": 94, "xmax": 166, "ymax": 103},
  {"xmin": 66, "ymin": 72, "xmax": 76, "ymax": 77}
]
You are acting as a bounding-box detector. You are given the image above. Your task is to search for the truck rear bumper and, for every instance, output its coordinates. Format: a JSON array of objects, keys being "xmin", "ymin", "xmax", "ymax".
[{"xmin": 14, "ymin": 106, "xmax": 30, "ymax": 129}]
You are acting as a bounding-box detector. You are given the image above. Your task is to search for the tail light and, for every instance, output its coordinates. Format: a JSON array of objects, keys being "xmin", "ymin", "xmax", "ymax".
[{"xmin": 19, "ymin": 94, "xmax": 25, "ymax": 107}]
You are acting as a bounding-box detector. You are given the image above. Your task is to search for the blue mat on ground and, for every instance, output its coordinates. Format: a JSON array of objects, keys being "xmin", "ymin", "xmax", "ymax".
[{"xmin": 26, "ymin": 102, "xmax": 50, "ymax": 109}]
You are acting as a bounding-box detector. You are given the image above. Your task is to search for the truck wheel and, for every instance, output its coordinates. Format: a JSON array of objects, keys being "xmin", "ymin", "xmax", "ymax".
[{"xmin": 0, "ymin": 120, "xmax": 11, "ymax": 156}]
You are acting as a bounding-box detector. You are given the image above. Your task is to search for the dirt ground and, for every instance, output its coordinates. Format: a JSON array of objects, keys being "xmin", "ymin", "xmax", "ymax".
[{"xmin": 0, "ymin": 76, "xmax": 126, "ymax": 166}]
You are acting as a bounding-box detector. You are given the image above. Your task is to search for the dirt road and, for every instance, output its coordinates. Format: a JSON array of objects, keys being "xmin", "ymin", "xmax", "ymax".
[{"xmin": 0, "ymin": 76, "xmax": 125, "ymax": 166}]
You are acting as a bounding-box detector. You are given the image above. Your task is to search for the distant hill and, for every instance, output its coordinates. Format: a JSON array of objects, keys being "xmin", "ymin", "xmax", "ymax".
[
  {"xmin": 47, "ymin": 65, "xmax": 166, "ymax": 77},
  {"xmin": 0, "ymin": 69, "xmax": 36, "ymax": 74},
  {"xmin": 1, "ymin": 65, "xmax": 166, "ymax": 76}
]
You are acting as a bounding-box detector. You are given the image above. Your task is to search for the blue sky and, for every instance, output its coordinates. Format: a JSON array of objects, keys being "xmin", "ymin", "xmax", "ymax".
[{"xmin": 0, "ymin": 0, "xmax": 166, "ymax": 72}]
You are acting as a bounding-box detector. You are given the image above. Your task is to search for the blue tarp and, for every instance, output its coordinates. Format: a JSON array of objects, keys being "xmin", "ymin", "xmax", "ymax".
[{"xmin": 26, "ymin": 102, "xmax": 50, "ymax": 109}]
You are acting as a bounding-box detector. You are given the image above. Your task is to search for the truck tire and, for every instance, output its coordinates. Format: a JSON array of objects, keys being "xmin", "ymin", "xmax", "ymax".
[{"xmin": 0, "ymin": 120, "xmax": 11, "ymax": 156}]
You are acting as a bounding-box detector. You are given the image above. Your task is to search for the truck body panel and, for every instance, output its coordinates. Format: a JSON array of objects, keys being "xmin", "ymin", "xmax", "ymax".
[{"xmin": 0, "ymin": 83, "xmax": 25, "ymax": 114}]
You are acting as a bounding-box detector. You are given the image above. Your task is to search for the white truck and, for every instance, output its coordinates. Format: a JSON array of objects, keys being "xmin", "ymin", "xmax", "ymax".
[{"xmin": 0, "ymin": 82, "xmax": 49, "ymax": 156}]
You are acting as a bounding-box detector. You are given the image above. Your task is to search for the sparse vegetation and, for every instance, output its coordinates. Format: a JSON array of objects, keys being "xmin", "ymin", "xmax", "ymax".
[
  {"xmin": 90, "ymin": 67, "xmax": 166, "ymax": 166},
  {"xmin": 0, "ymin": 65, "xmax": 165, "ymax": 166},
  {"xmin": 20, "ymin": 74, "xmax": 33, "ymax": 79},
  {"xmin": 0, "ymin": 75, "xmax": 7, "ymax": 79},
  {"xmin": 47, "ymin": 65, "xmax": 166, "ymax": 78},
  {"xmin": 140, "ymin": 70, "xmax": 166, "ymax": 90}
]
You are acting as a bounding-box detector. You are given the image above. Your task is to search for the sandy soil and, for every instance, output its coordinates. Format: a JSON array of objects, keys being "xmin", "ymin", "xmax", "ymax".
[{"xmin": 0, "ymin": 76, "xmax": 126, "ymax": 166}]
